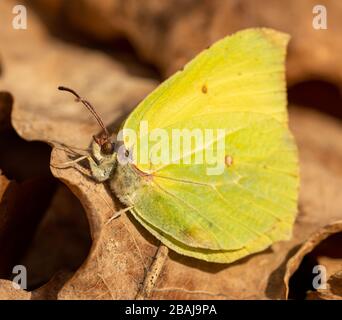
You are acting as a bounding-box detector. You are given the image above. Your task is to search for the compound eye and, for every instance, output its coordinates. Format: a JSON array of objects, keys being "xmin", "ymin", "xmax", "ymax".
[{"xmin": 101, "ymin": 142, "xmax": 114, "ymax": 155}]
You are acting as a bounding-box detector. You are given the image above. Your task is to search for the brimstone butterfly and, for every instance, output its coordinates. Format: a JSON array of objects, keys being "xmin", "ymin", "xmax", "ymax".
[{"xmin": 59, "ymin": 28, "xmax": 299, "ymax": 263}]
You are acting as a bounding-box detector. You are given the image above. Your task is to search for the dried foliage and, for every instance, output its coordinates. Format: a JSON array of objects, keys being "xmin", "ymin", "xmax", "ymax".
[
  {"xmin": 0, "ymin": 0, "xmax": 341, "ymax": 299},
  {"xmin": 284, "ymin": 221, "xmax": 342, "ymax": 299}
]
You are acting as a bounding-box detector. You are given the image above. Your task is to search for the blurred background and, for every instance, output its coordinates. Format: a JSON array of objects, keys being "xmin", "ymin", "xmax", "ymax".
[{"xmin": 0, "ymin": 0, "xmax": 341, "ymax": 298}]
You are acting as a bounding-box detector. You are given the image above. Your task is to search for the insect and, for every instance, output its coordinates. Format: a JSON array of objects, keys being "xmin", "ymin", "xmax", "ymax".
[{"xmin": 58, "ymin": 28, "xmax": 299, "ymax": 263}]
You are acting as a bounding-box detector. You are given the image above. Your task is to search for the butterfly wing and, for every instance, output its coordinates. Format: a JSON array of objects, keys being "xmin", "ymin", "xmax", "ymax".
[{"xmin": 120, "ymin": 28, "xmax": 299, "ymax": 263}]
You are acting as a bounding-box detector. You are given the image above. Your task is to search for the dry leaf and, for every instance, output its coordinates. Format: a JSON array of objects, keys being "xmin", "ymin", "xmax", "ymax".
[
  {"xmin": 1, "ymin": 0, "xmax": 157, "ymax": 300},
  {"xmin": 19, "ymin": 183, "xmax": 92, "ymax": 290},
  {"xmin": 0, "ymin": 172, "xmax": 56, "ymax": 277},
  {"xmin": 0, "ymin": 92, "xmax": 13, "ymax": 132},
  {"xmin": 306, "ymin": 270, "xmax": 342, "ymax": 300},
  {"xmin": 284, "ymin": 220, "xmax": 342, "ymax": 299},
  {"xmin": 28, "ymin": 0, "xmax": 342, "ymax": 84},
  {"xmin": 0, "ymin": 280, "xmax": 31, "ymax": 300},
  {"xmin": 329, "ymin": 270, "xmax": 342, "ymax": 296},
  {"xmin": 0, "ymin": 0, "xmax": 342, "ymax": 300},
  {"xmin": 30, "ymin": 270, "xmax": 74, "ymax": 300}
]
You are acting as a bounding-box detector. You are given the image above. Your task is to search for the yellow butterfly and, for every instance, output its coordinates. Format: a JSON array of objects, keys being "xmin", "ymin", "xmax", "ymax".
[{"xmin": 59, "ymin": 28, "xmax": 299, "ymax": 263}]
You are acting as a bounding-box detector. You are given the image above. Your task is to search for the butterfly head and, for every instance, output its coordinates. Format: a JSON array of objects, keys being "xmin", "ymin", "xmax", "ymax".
[
  {"xmin": 93, "ymin": 133, "xmax": 115, "ymax": 156},
  {"xmin": 91, "ymin": 132, "xmax": 117, "ymax": 166},
  {"xmin": 58, "ymin": 85, "xmax": 118, "ymax": 167}
]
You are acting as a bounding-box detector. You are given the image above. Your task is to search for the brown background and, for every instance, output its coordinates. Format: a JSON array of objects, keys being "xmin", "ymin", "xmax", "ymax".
[{"xmin": 0, "ymin": 0, "xmax": 341, "ymax": 299}]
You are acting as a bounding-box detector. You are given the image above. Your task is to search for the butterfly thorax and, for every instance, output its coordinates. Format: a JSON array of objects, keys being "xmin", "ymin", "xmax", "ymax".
[
  {"xmin": 110, "ymin": 161, "xmax": 150, "ymax": 207},
  {"xmin": 90, "ymin": 140, "xmax": 151, "ymax": 206}
]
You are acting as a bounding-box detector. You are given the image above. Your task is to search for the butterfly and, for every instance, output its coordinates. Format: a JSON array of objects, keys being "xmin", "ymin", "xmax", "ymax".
[{"xmin": 59, "ymin": 28, "xmax": 299, "ymax": 263}]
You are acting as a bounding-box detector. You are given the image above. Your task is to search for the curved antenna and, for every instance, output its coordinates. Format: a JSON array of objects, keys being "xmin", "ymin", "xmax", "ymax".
[{"xmin": 58, "ymin": 86, "xmax": 109, "ymax": 139}]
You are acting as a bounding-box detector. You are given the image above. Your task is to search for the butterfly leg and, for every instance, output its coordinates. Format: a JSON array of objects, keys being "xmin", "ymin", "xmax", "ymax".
[
  {"xmin": 105, "ymin": 206, "xmax": 133, "ymax": 225},
  {"xmin": 51, "ymin": 155, "xmax": 94, "ymax": 178},
  {"xmin": 51, "ymin": 155, "xmax": 88, "ymax": 169},
  {"xmin": 50, "ymin": 139, "xmax": 90, "ymax": 170}
]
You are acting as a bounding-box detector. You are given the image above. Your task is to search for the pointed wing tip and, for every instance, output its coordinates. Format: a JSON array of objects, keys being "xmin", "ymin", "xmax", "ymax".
[
  {"xmin": 261, "ymin": 28, "xmax": 290, "ymax": 47},
  {"xmin": 237, "ymin": 27, "xmax": 290, "ymax": 49}
]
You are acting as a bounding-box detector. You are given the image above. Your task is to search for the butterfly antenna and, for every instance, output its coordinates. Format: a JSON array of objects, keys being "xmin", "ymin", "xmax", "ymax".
[{"xmin": 58, "ymin": 86, "xmax": 110, "ymax": 140}]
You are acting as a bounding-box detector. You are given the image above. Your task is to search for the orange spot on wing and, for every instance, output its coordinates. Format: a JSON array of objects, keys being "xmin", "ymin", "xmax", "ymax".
[{"xmin": 225, "ymin": 155, "xmax": 233, "ymax": 167}]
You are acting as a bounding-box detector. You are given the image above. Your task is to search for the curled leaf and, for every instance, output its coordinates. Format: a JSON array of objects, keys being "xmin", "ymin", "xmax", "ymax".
[
  {"xmin": 0, "ymin": 280, "xmax": 31, "ymax": 300},
  {"xmin": 284, "ymin": 220, "xmax": 342, "ymax": 299},
  {"xmin": 1, "ymin": 0, "xmax": 342, "ymax": 299}
]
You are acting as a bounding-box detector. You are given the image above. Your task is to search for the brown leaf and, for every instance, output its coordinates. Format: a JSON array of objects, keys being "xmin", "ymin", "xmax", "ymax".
[
  {"xmin": 306, "ymin": 270, "xmax": 342, "ymax": 300},
  {"xmin": 1, "ymin": 0, "xmax": 157, "ymax": 300},
  {"xmin": 329, "ymin": 270, "xmax": 342, "ymax": 296},
  {"xmin": 30, "ymin": 270, "xmax": 74, "ymax": 300},
  {"xmin": 0, "ymin": 92, "xmax": 13, "ymax": 132},
  {"xmin": 0, "ymin": 172, "xmax": 56, "ymax": 278},
  {"xmin": 28, "ymin": 0, "xmax": 342, "ymax": 85},
  {"xmin": 284, "ymin": 220, "xmax": 342, "ymax": 299},
  {"xmin": 0, "ymin": 280, "xmax": 31, "ymax": 300},
  {"xmin": 19, "ymin": 183, "xmax": 92, "ymax": 290},
  {"xmin": 1, "ymin": 0, "xmax": 342, "ymax": 299}
]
